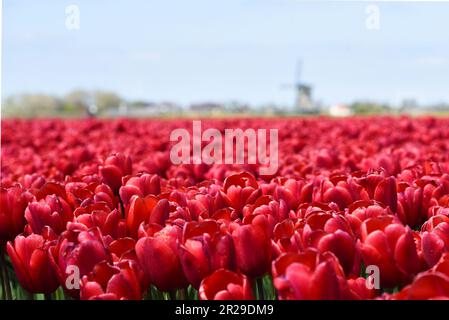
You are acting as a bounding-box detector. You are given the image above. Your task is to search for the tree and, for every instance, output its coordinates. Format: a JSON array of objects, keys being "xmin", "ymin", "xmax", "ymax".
[
  {"xmin": 2, "ymin": 94, "xmax": 63, "ymax": 117},
  {"xmin": 65, "ymin": 90, "xmax": 92, "ymax": 113},
  {"xmin": 94, "ymin": 91, "xmax": 122, "ymax": 113}
]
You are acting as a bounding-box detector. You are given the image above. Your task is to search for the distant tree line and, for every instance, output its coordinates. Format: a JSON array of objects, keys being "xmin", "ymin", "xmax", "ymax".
[
  {"xmin": 2, "ymin": 90, "xmax": 122, "ymax": 118},
  {"xmin": 3, "ymin": 90, "xmax": 448, "ymax": 118}
]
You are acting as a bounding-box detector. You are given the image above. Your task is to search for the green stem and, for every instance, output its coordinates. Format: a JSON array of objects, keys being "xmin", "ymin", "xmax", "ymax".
[
  {"xmin": 150, "ymin": 285, "xmax": 159, "ymax": 300},
  {"xmin": 143, "ymin": 288, "xmax": 152, "ymax": 300},
  {"xmin": 256, "ymin": 278, "xmax": 265, "ymax": 300},
  {"xmin": 0, "ymin": 247, "xmax": 12, "ymax": 300},
  {"xmin": 63, "ymin": 290, "xmax": 70, "ymax": 300},
  {"xmin": 24, "ymin": 290, "xmax": 34, "ymax": 300},
  {"xmin": 178, "ymin": 288, "xmax": 186, "ymax": 300}
]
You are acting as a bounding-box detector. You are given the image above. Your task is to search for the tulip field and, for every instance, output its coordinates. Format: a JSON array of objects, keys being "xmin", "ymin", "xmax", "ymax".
[{"xmin": 1, "ymin": 116, "xmax": 449, "ymax": 300}]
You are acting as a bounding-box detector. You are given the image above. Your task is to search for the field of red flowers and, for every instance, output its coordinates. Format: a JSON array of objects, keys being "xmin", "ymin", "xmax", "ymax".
[{"xmin": 1, "ymin": 117, "xmax": 449, "ymax": 300}]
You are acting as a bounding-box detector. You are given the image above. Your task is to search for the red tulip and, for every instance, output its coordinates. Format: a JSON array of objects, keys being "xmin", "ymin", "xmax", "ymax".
[
  {"xmin": 19, "ymin": 173, "xmax": 46, "ymax": 190},
  {"xmin": 64, "ymin": 182, "xmax": 94, "ymax": 208},
  {"xmin": 273, "ymin": 250, "xmax": 350, "ymax": 300},
  {"xmin": 179, "ymin": 220, "xmax": 235, "ymax": 288},
  {"xmin": 359, "ymin": 216, "xmax": 424, "ymax": 288},
  {"xmin": 431, "ymin": 174, "xmax": 449, "ymax": 207},
  {"xmin": 49, "ymin": 227, "xmax": 111, "ymax": 296},
  {"xmin": 80, "ymin": 261, "xmax": 142, "ymax": 300},
  {"xmin": 345, "ymin": 200, "xmax": 392, "ymax": 237},
  {"xmin": 99, "ymin": 153, "xmax": 132, "ymax": 193},
  {"xmin": 420, "ymin": 215, "xmax": 449, "ymax": 267},
  {"xmin": 199, "ymin": 269, "xmax": 253, "ymax": 300},
  {"xmin": 93, "ymin": 183, "xmax": 117, "ymax": 210},
  {"xmin": 427, "ymin": 206, "xmax": 449, "ymax": 218},
  {"xmin": 223, "ymin": 172, "xmax": 261, "ymax": 215},
  {"xmin": 247, "ymin": 199, "xmax": 289, "ymax": 224},
  {"xmin": 422, "ymin": 215, "xmax": 449, "ymax": 246},
  {"xmin": 7, "ymin": 234, "xmax": 59, "ymax": 294},
  {"xmin": 301, "ymin": 210, "xmax": 358, "ymax": 275},
  {"xmin": 119, "ymin": 174, "xmax": 161, "ymax": 207},
  {"xmin": 25, "ymin": 195, "xmax": 73, "ymax": 234},
  {"xmin": 135, "ymin": 225, "xmax": 187, "ymax": 292},
  {"xmin": 0, "ymin": 185, "xmax": 34, "ymax": 242},
  {"xmin": 141, "ymin": 151, "xmax": 172, "ymax": 176},
  {"xmin": 232, "ymin": 214, "xmax": 271, "ymax": 278},
  {"xmin": 108, "ymin": 237, "xmax": 137, "ymax": 262},
  {"xmin": 314, "ymin": 177, "xmax": 366, "ymax": 210},
  {"xmin": 392, "ymin": 253, "xmax": 449, "ymax": 300},
  {"xmin": 126, "ymin": 195, "xmax": 170, "ymax": 238},
  {"xmin": 373, "ymin": 176, "xmax": 398, "ymax": 213},
  {"xmin": 321, "ymin": 184, "xmax": 354, "ymax": 210},
  {"xmin": 272, "ymin": 178, "xmax": 313, "ymax": 210},
  {"xmin": 126, "ymin": 195, "xmax": 151, "ymax": 236},
  {"xmin": 377, "ymin": 154, "xmax": 401, "ymax": 176},
  {"xmin": 355, "ymin": 174, "xmax": 397, "ymax": 212},
  {"xmin": 75, "ymin": 207, "xmax": 124, "ymax": 239},
  {"xmin": 189, "ymin": 185, "xmax": 228, "ymax": 218},
  {"xmin": 272, "ymin": 219, "xmax": 298, "ymax": 255},
  {"xmin": 347, "ymin": 277, "xmax": 377, "ymax": 300},
  {"xmin": 397, "ymin": 185, "xmax": 432, "ymax": 228},
  {"xmin": 393, "ymin": 273, "xmax": 449, "ymax": 300}
]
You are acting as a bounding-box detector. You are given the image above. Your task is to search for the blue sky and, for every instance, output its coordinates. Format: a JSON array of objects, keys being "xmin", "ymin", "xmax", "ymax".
[{"xmin": 3, "ymin": 0, "xmax": 449, "ymax": 107}]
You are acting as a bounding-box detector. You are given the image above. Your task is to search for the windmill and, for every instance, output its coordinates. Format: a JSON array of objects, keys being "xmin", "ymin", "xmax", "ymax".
[{"xmin": 282, "ymin": 59, "xmax": 317, "ymax": 114}]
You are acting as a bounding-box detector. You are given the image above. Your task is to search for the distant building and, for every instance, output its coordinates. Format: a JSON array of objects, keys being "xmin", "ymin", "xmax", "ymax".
[
  {"xmin": 157, "ymin": 102, "xmax": 181, "ymax": 114},
  {"xmin": 118, "ymin": 102, "xmax": 128, "ymax": 115},
  {"xmin": 87, "ymin": 103, "xmax": 98, "ymax": 117},
  {"xmin": 106, "ymin": 101, "xmax": 181, "ymax": 117},
  {"xmin": 430, "ymin": 103, "xmax": 449, "ymax": 112},
  {"xmin": 225, "ymin": 101, "xmax": 251, "ymax": 114},
  {"xmin": 400, "ymin": 99, "xmax": 418, "ymax": 113},
  {"xmin": 329, "ymin": 104, "xmax": 353, "ymax": 117},
  {"xmin": 190, "ymin": 102, "xmax": 224, "ymax": 114}
]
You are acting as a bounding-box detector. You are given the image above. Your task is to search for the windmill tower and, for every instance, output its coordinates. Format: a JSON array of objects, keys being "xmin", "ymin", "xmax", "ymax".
[{"xmin": 294, "ymin": 60, "xmax": 316, "ymax": 114}]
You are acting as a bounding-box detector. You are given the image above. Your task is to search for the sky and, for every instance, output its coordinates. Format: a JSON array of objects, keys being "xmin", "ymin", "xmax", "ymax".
[{"xmin": 3, "ymin": 0, "xmax": 449, "ymax": 107}]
